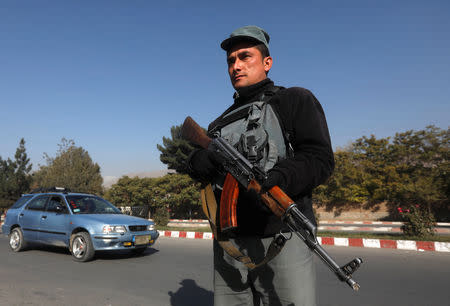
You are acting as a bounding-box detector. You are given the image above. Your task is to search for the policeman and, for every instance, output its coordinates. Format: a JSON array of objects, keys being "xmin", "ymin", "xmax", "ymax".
[{"xmin": 188, "ymin": 25, "xmax": 335, "ymax": 306}]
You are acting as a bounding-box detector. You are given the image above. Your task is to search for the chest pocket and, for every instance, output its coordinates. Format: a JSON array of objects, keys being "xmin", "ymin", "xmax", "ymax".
[{"xmin": 215, "ymin": 101, "xmax": 286, "ymax": 172}]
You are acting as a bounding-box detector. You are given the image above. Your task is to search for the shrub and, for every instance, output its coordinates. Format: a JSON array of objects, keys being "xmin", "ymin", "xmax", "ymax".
[
  {"xmin": 399, "ymin": 204, "xmax": 436, "ymax": 237},
  {"xmin": 153, "ymin": 207, "xmax": 170, "ymax": 226}
]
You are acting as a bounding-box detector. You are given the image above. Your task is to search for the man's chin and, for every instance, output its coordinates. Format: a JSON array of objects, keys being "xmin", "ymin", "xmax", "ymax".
[{"xmin": 232, "ymin": 80, "xmax": 247, "ymax": 89}]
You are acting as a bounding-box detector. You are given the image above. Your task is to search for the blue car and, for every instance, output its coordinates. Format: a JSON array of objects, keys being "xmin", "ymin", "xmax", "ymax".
[{"xmin": 1, "ymin": 188, "xmax": 159, "ymax": 262}]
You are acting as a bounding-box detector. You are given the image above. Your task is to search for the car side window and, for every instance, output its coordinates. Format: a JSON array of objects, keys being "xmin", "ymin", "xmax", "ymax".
[
  {"xmin": 46, "ymin": 196, "xmax": 67, "ymax": 213},
  {"xmin": 25, "ymin": 196, "xmax": 49, "ymax": 211},
  {"xmin": 10, "ymin": 195, "xmax": 33, "ymax": 209}
]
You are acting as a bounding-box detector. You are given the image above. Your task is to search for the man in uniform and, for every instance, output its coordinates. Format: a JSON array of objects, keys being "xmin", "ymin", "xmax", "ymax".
[{"xmin": 188, "ymin": 25, "xmax": 334, "ymax": 306}]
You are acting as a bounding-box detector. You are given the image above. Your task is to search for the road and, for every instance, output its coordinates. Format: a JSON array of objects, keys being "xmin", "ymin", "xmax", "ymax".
[{"xmin": 0, "ymin": 235, "xmax": 449, "ymax": 306}]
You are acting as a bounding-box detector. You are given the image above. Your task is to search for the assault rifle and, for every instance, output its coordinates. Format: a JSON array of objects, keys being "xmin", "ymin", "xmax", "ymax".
[{"xmin": 181, "ymin": 116, "xmax": 363, "ymax": 291}]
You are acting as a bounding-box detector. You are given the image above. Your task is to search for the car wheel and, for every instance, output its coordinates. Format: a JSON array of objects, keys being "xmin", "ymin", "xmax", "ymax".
[
  {"xmin": 70, "ymin": 232, "xmax": 95, "ymax": 262},
  {"xmin": 131, "ymin": 247, "xmax": 147, "ymax": 256},
  {"xmin": 9, "ymin": 227, "xmax": 27, "ymax": 252}
]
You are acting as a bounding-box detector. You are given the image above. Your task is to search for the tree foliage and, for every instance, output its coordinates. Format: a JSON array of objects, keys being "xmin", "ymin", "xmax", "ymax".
[
  {"xmin": 157, "ymin": 124, "xmax": 201, "ymax": 174},
  {"xmin": 314, "ymin": 126, "xmax": 449, "ymax": 221},
  {"xmin": 33, "ymin": 138, "xmax": 103, "ymax": 194},
  {"xmin": 104, "ymin": 173, "xmax": 203, "ymax": 219},
  {"xmin": 0, "ymin": 138, "xmax": 33, "ymax": 208},
  {"xmin": 104, "ymin": 176, "xmax": 155, "ymax": 207}
]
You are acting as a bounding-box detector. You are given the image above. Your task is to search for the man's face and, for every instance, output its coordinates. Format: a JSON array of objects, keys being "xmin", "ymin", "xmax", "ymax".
[{"xmin": 227, "ymin": 42, "xmax": 272, "ymax": 89}]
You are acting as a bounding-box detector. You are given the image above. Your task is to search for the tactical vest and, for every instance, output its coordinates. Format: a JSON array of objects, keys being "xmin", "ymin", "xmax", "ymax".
[{"xmin": 209, "ymin": 87, "xmax": 292, "ymax": 172}]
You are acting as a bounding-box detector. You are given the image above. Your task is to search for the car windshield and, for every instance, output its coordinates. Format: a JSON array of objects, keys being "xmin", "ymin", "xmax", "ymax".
[{"xmin": 66, "ymin": 195, "xmax": 122, "ymax": 214}]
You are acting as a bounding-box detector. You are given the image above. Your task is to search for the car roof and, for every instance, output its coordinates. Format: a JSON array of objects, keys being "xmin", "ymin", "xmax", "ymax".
[{"xmin": 23, "ymin": 192, "xmax": 97, "ymax": 197}]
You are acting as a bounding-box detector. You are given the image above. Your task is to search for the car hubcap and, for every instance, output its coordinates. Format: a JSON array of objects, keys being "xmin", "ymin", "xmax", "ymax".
[
  {"xmin": 10, "ymin": 231, "xmax": 20, "ymax": 249},
  {"xmin": 72, "ymin": 237, "xmax": 86, "ymax": 258}
]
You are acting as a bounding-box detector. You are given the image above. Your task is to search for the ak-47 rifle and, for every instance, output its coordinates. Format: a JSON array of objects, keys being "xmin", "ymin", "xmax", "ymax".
[{"xmin": 181, "ymin": 116, "xmax": 363, "ymax": 291}]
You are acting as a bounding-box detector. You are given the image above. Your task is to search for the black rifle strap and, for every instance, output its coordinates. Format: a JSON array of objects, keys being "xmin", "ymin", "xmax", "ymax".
[{"xmin": 216, "ymin": 233, "xmax": 287, "ymax": 270}]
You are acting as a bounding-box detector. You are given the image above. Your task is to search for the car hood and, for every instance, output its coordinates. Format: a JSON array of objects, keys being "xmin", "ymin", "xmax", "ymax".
[{"xmin": 72, "ymin": 214, "xmax": 152, "ymax": 225}]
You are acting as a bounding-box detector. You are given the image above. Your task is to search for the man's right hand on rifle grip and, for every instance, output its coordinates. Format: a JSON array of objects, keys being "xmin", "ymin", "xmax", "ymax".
[
  {"xmin": 261, "ymin": 169, "xmax": 288, "ymax": 193},
  {"xmin": 188, "ymin": 149, "xmax": 226, "ymax": 181}
]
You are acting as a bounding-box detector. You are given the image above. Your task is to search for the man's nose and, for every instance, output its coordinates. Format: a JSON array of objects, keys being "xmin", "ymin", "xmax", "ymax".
[{"xmin": 233, "ymin": 59, "xmax": 242, "ymax": 71}]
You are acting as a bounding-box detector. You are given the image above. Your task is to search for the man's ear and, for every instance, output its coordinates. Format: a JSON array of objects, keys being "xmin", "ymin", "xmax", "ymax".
[{"xmin": 263, "ymin": 56, "xmax": 273, "ymax": 73}]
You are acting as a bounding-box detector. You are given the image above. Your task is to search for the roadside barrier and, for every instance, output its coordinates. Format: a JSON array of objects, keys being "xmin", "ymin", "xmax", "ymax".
[
  {"xmin": 157, "ymin": 230, "xmax": 450, "ymax": 253},
  {"xmin": 169, "ymin": 219, "xmax": 450, "ymax": 226}
]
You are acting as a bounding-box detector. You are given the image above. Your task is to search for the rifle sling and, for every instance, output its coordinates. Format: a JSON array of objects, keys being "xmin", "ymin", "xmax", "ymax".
[{"xmin": 201, "ymin": 184, "xmax": 287, "ymax": 270}]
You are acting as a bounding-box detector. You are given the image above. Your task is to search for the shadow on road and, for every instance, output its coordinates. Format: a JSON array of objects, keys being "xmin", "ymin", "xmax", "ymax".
[
  {"xmin": 96, "ymin": 247, "xmax": 159, "ymax": 260},
  {"xmin": 168, "ymin": 279, "xmax": 213, "ymax": 306},
  {"xmin": 25, "ymin": 244, "xmax": 159, "ymax": 261}
]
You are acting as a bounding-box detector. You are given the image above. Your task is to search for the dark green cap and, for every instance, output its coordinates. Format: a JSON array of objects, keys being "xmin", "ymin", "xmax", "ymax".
[{"xmin": 220, "ymin": 25, "xmax": 270, "ymax": 51}]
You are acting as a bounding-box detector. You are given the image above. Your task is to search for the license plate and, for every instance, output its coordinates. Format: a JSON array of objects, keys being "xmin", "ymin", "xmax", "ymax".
[{"xmin": 134, "ymin": 235, "xmax": 150, "ymax": 245}]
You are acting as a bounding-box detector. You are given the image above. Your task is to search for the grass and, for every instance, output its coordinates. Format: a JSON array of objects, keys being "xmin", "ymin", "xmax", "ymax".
[
  {"xmin": 156, "ymin": 225, "xmax": 450, "ymax": 242},
  {"xmin": 317, "ymin": 231, "xmax": 450, "ymax": 242}
]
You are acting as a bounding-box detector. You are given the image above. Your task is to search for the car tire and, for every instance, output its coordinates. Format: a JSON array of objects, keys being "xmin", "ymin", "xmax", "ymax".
[
  {"xmin": 70, "ymin": 232, "xmax": 95, "ymax": 262},
  {"xmin": 131, "ymin": 247, "xmax": 147, "ymax": 256},
  {"xmin": 9, "ymin": 227, "xmax": 27, "ymax": 252}
]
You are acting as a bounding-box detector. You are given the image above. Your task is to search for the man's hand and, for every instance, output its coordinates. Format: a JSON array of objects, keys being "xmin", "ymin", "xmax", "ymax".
[
  {"xmin": 243, "ymin": 169, "xmax": 288, "ymax": 215},
  {"xmin": 261, "ymin": 169, "xmax": 287, "ymax": 192},
  {"xmin": 189, "ymin": 149, "xmax": 226, "ymax": 181}
]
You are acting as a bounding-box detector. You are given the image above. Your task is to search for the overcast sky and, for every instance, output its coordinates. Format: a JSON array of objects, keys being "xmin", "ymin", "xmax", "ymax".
[{"xmin": 1, "ymin": 0, "xmax": 449, "ymax": 182}]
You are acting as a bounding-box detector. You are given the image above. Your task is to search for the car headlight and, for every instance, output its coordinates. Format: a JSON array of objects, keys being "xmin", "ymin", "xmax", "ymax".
[
  {"xmin": 103, "ymin": 225, "xmax": 127, "ymax": 234},
  {"xmin": 147, "ymin": 224, "xmax": 155, "ymax": 231}
]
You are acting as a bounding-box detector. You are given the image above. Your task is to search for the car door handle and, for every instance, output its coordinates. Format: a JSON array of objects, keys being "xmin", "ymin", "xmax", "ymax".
[
  {"xmin": 41, "ymin": 215, "xmax": 47, "ymax": 219},
  {"xmin": 19, "ymin": 213, "xmax": 24, "ymax": 217}
]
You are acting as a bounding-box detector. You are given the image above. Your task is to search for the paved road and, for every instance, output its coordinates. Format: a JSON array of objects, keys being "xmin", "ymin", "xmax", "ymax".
[{"xmin": 0, "ymin": 235, "xmax": 449, "ymax": 306}]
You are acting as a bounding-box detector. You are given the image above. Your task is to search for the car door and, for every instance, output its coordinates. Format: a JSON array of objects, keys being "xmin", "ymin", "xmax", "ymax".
[
  {"xmin": 39, "ymin": 195, "xmax": 71, "ymax": 246},
  {"xmin": 19, "ymin": 195, "xmax": 50, "ymax": 241}
]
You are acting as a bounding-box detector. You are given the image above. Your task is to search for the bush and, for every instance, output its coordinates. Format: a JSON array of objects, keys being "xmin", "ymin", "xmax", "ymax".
[
  {"xmin": 399, "ymin": 204, "xmax": 436, "ymax": 237},
  {"xmin": 153, "ymin": 207, "xmax": 170, "ymax": 226}
]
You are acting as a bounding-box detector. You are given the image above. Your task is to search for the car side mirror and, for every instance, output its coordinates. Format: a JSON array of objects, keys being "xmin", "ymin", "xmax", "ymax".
[{"xmin": 55, "ymin": 205, "xmax": 64, "ymax": 212}]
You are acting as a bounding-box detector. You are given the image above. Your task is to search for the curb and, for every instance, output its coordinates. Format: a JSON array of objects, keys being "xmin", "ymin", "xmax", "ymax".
[
  {"xmin": 169, "ymin": 219, "xmax": 450, "ymax": 226},
  {"xmin": 157, "ymin": 230, "xmax": 450, "ymax": 253}
]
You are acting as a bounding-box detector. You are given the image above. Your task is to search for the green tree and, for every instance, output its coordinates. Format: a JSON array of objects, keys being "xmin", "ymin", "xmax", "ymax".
[
  {"xmin": 388, "ymin": 126, "xmax": 449, "ymax": 220},
  {"xmin": 105, "ymin": 176, "xmax": 155, "ymax": 207},
  {"xmin": 152, "ymin": 173, "xmax": 202, "ymax": 219},
  {"xmin": 157, "ymin": 124, "xmax": 201, "ymax": 174},
  {"xmin": 105, "ymin": 173, "xmax": 202, "ymax": 219},
  {"xmin": 0, "ymin": 138, "xmax": 33, "ymax": 209},
  {"xmin": 33, "ymin": 138, "xmax": 103, "ymax": 194},
  {"xmin": 314, "ymin": 150, "xmax": 368, "ymax": 213},
  {"xmin": 314, "ymin": 125, "xmax": 449, "ymax": 221},
  {"xmin": 0, "ymin": 157, "xmax": 15, "ymax": 208},
  {"xmin": 13, "ymin": 138, "xmax": 33, "ymax": 195}
]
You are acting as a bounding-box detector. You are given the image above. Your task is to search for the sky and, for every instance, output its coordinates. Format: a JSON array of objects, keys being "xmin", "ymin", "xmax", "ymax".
[{"xmin": 1, "ymin": 0, "xmax": 449, "ymax": 184}]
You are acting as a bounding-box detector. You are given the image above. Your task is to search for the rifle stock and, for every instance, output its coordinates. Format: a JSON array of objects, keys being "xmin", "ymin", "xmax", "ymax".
[{"xmin": 181, "ymin": 116, "xmax": 212, "ymax": 149}]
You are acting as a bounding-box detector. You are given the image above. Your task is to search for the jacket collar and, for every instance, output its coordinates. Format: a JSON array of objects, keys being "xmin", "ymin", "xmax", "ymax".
[{"xmin": 233, "ymin": 78, "xmax": 274, "ymax": 103}]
